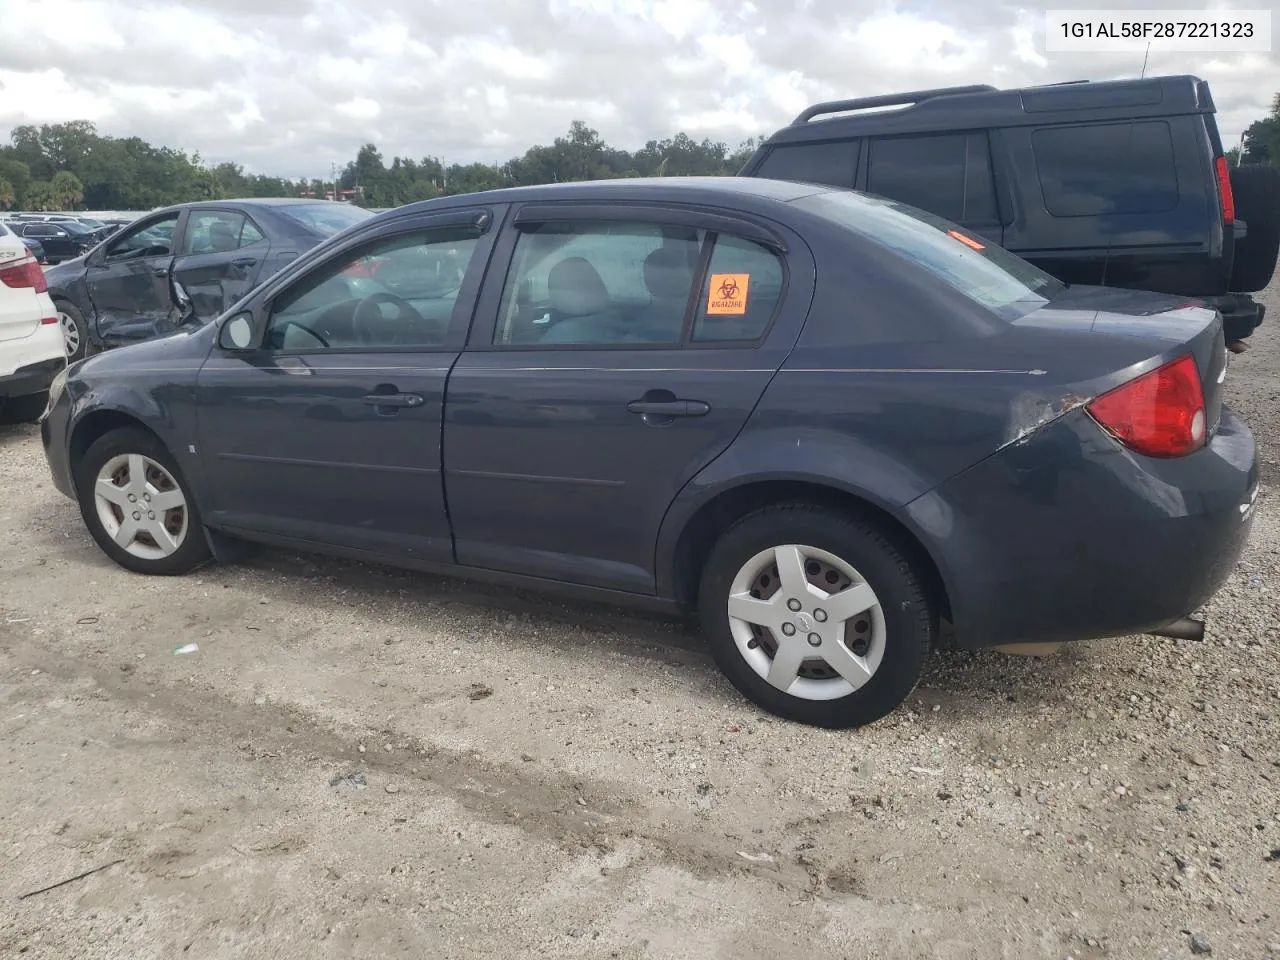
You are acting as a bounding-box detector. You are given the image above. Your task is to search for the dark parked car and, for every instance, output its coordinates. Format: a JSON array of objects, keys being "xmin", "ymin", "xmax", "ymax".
[
  {"xmin": 18, "ymin": 235, "xmax": 47, "ymax": 263},
  {"xmin": 40, "ymin": 177, "xmax": 1258, "ymax": 728},
  {"xmin": 739, "ymin": 74, "xmax": 1280, "ymax": 346},
  {"xmin": 7, "ymin": 219, "xmax": 97, "ymax": 265},
  {"xmin": 43, "ymin": 199, "xmax": 373, "ymax": 361}
]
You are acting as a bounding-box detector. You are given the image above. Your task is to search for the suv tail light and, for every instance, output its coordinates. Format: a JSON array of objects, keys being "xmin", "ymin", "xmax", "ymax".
[
  {"xmin": 0, "ymin": 254, "xmax": 48, "ymax": 293},
  {"xmin": 1087, "ymin": 354, "xmax": 1206, "ymax": 458},
  {"xmin": 1214, "ymin": 155, "xmax": 1235, "ymax": 224}
]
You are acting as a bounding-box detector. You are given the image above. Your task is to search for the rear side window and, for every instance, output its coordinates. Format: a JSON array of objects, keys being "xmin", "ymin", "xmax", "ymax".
[
  {"xmin": 692, "ymin": 235, "xmax": 784, "ymax": 343},
  {"xmin": 753, "ymin": 141, "xmax": 858, "ymax": 189},
  {"xmin": 1032, "ymin": 121, "xmax": 1178, "ymax": 217},
  {"xmin": 866, "ymin": 133, "xmax": 998, "ymax": 223}
]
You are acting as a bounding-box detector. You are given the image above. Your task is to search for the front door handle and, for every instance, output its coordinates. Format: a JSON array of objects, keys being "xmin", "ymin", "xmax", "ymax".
[
  {"xmin": 363, "ymin": 392, "xmax": 424, "ymax": 409},
  {"xmin": 626, "ymin": 399, "xmax": 710, "ymax": 417},
  {"xmin": 231, "ymin": 257, "xmax": 256, "ymax": 267}
]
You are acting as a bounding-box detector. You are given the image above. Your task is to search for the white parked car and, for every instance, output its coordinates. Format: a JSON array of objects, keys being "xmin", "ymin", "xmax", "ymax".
[{"xmin": 0, "ymin": 221, "xmax": 65, "ymax": 424}]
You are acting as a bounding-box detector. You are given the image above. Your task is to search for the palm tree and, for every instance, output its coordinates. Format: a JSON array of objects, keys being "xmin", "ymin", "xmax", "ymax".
[{"xmin": 50, "ymin": 171, "xmax": 84, "ymax": 210}]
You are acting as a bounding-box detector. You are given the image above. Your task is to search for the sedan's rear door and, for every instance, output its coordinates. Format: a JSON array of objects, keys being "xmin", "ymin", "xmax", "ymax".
[
  {"xmin": 442, "ymin": 203, "xmax": 815, "ymax": 595},
  {"xmin": 169, "ymin": 208, "xmax": 272, "ymax": 327}
]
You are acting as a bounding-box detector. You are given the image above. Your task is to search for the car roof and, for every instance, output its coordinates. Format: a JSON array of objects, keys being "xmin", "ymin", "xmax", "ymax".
[
  {"xmin": 764, "ymin": 74, "xmax": 1215, "ymax": 145},
  {"xmin": 144, "ymin": 197, "xmax": 359, "ymax": 217},
  {"xmin": 386, "ymin": 176, "xmax": 826, "ymax": 219}
]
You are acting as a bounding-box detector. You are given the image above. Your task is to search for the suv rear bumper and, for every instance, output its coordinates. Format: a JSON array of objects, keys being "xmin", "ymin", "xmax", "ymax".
[
  {"xmin": 1206, "ymin": 293, "xmax": 1266, "ymax": 342},
  {"xmin": 0, "ymin": 355, "xmax": 65, "ymax": 400}
]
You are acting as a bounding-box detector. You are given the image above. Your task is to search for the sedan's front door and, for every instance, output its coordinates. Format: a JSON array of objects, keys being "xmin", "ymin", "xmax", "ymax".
[
  {"xmin": 443, "ymin": 207, "xmax": 814, "ymax": 595},
  {"xmin": 84, "ymin": 211, "xmax": 183, "ymax": 345},
  {"xmin": 194, "ymin": 209, "xmax": 498, "ymax": 563},
  {"xmin": 170, "ymin": 208, "xmax": 271, "ymax": 327}
]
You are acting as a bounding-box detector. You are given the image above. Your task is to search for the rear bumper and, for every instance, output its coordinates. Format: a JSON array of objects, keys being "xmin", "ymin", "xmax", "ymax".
[
  {"xmin": 1206, "ymin": 293, "xmax": 1265, "ymax": 342},
  {"xmin": 906, "ymin": 406, "xmax": 1258, "ymax": 649},
  {"xmin": 0, "ymin": 355, "xmax": 64, "ymax": 399}
]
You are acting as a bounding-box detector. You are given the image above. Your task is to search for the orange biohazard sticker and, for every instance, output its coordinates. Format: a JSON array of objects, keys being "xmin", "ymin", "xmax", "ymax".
[{"xmin": 706, "ymin": 273, "xmax": 750, "ymax": 315}]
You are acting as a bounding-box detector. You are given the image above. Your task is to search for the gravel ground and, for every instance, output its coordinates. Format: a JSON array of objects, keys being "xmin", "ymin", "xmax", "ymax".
[{"xmin": 2, "ymin": 273, "xmax": 1279, "ymax": 960}]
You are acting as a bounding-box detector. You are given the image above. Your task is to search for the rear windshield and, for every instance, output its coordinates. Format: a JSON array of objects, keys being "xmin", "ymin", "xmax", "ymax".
[
  {"xmin": 276, "ymin": 203, "xmax": 375, "ymax": 238},
  {"xmin": 792, "ymin": 190, "xmax": 1064, "ymax": 320}
]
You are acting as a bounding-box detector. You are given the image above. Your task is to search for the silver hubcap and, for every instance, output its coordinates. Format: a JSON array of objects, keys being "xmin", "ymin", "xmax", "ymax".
[
  {"xmin": 59, "ymin": 312, "xmax": 80, "ymax": 356},
  {"xmin": 93, "ymin": 454, "xmax": 188, "ymax": 559},
  {"xmin": 727, "ymin": 544, "xmax": 886, "ymax": 701}
]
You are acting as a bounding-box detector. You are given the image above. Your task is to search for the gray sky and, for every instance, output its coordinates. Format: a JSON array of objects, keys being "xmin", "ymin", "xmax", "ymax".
[{"xmin": 0, "ymin": 0, "xmax": 1276, "ymax": 179}]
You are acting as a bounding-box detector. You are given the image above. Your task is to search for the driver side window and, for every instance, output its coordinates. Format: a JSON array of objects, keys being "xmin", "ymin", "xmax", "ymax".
[
  {"xmin": 264, "ymin": 227, "xmax": 480, "ymax": 351},
  {"xmin": 105, "ymin": 214, "xmax": 180, "ymax": 261}
]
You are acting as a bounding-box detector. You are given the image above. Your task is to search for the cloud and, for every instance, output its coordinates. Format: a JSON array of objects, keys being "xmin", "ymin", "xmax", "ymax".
[{"xmin": 0, "ymin": 0, "xmax": 1275, "ymax": 177}]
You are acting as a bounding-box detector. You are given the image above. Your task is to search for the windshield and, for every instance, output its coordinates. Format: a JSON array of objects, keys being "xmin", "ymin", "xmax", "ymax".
[
  {"xmin": 59, "ymin": 221, "xmax": 96, "ymax": 236},
  {"xmin": 792, "ymin": 190, "xmax": 1064, "ymax": 320},
  {"xmin": 276, "ymin": 203, "xmax": 375, "ymax": 238}
]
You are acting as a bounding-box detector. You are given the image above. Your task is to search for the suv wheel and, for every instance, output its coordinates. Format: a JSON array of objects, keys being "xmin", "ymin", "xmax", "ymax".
[
  {"xmin": 1229, "ymin": 164, "xmax": 1280, "ymax": 294},
  {"xmin": 698, "ymin": 503, "xmax": 934, "ymax": 728},
  {"xmin": 74, "ymin": 427, "xmax": 211, "ymax": 575}
]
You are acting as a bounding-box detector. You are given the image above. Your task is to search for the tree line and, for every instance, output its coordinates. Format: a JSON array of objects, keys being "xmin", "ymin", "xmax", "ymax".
[
  {"xmin": 0, "ymin": 119, "xmax": 760, "ymax": 212},
  {"xmin": 3, "ymin": 90, "xmax": 1276, "ymax": 213}
]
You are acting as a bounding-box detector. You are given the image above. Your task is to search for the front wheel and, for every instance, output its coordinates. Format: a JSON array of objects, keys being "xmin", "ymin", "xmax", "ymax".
[
  {"xmin": 74, "ymin": 427, "xmax": 211, "ymax": 575},
  {"xmin": 698, "ymin": 504, "xmax": 934, "ymax": 728}
]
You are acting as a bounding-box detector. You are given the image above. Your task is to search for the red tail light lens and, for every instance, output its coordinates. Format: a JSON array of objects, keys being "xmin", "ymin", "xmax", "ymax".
[
  {"xmin": 1087, "ymin": 354, "xmax": 1206, "ymax": 458},
  {"xmin": 1214, "ymin": 155, "xmax": 1235, "ymax": 224},
  {"xmin": 0, "ymin": 255, "xmax": 48, "ymax": 293}
]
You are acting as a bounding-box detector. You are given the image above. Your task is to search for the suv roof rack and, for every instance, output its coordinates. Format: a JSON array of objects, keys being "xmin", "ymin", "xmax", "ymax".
[{"xmin": 791, "ymin": 85, "xmax": 999, "ymax": 125}]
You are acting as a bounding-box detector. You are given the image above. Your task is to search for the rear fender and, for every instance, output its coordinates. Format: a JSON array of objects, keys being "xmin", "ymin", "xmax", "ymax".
[{"xmin": 653, "ymin": 425, "xmax": 953, "ymax": 599}]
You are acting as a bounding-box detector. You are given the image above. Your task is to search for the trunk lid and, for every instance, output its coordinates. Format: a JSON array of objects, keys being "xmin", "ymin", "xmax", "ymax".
[{"xmin": 1012, "ymin": 284, "xmax": 1227, "ymax": 438}]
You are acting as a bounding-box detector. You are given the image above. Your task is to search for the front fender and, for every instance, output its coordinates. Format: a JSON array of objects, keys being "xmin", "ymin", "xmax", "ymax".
[{"xmin": 652, "ymin": 425, "xmax": 953, "ymax": 600}]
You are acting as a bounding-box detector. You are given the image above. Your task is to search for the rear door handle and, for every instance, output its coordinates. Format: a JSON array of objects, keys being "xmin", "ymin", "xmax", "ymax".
[
  {"xmin": 626, "ymin": 399, "xmax": 710, "ymax": 417},
  {"xmin": 363, "ymin": 392, "xmax": 424, "ymax": 408}
]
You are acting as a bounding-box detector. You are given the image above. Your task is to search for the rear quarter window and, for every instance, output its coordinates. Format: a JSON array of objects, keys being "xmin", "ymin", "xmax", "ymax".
[{"xmin": 1032, "ymin": 121, "xmax": 1179, "ymax": 217}]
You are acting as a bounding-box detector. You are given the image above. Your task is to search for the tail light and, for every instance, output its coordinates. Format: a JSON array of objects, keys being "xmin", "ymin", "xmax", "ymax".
[
  {"xmin": 1087, "ymin": 354, "xmax": 1206, "ymax": 458},
  {"xmin": 1214, "ymin": 156, "xmax": 1235, "ymax": 224},
  {"xmin": 0, "ymin": 254, "xmax": 48, "ymax": 293}
]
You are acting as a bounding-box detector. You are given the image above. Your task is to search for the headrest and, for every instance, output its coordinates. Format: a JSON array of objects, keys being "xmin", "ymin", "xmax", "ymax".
[{"xmin": 548, "ymin": 257, "xmax": 609, "ymax": 317}]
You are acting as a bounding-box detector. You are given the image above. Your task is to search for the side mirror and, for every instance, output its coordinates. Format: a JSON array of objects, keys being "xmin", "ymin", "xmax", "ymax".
[{"xmin": 218, "ymin": 312, "xmax": 256, "ymax": 351}]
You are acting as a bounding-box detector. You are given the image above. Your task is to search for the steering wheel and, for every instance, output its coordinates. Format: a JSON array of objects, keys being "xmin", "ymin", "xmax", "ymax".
[{"xmin": 352, "ymin": 293, "xmax": 425, "ymax": 346}]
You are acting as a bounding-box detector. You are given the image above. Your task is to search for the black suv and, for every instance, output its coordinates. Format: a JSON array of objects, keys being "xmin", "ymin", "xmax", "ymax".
[{"xmin": 740, "ymin": 75, "xmax": 1279, "ymax": 345}]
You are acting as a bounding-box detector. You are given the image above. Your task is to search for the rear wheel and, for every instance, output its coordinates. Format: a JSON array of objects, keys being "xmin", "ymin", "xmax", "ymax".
[
  {"xmin": 55, "ymin": 300, "xmax": 88, "ymax": 362},
  {"xmin": 74, "ymin": 427, "xmax": 211, "ymax": 575},
  {"xmin": 1229, "ymin": 164, "xmax": 1280, "ymax": 293},
  {"xmin": 698, "ymin": 503, "xmax": 934, "ymax": 728}
]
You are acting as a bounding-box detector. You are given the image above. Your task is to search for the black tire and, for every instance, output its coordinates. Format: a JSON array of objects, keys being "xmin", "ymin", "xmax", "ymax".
[
  {"xmin": 0, "ymin": 392, "xmax": 49, "ymax": 425},
  {"xmin": 53, "ymin": 299, "xmax": 89, "ymax": 363},
  {"xmin": 697, "ymin": 503, "xmax": 934, "ymax": 729},
  {"xmin": 74, "ymin": 427, "xmax": 211, "ymax": 575},
  {"xmin": 1229, "ymin": 164, "xmax": 1280, "ymax": 294}
]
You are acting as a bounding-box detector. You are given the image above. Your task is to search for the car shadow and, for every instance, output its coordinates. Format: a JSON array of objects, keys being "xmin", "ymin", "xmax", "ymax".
[
  {"xmin": 38, "ymin": 517, "xmax": 1098, "ymax": 722},
  {"xmin": 0, "ymin": 422, "xmax": 39, "ymax": 449}
]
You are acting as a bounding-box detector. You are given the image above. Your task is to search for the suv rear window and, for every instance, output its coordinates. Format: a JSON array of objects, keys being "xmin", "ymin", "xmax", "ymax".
[
  {"xmin": 1032, "ymin": 121, "xmax": 1178, "ymax": 217},
  {"xmin": 793, "ymin": 190, "xmax": 1063, "ymax": 320}
]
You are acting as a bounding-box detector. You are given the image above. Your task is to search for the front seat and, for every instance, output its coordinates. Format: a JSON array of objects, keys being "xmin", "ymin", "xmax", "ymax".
[
  {"xmin": 208, "ymin": 220, "xmax": 239, "ymax": 253},
  {"xmin": 540, "ymin": 257, "xmax": 624, "ymax": 344}
]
